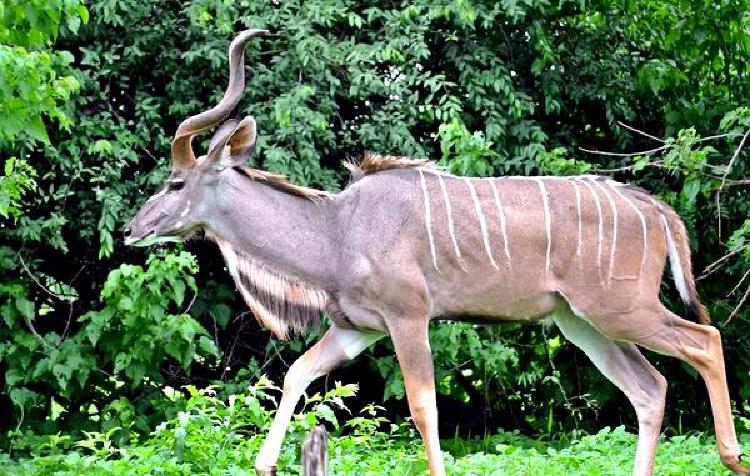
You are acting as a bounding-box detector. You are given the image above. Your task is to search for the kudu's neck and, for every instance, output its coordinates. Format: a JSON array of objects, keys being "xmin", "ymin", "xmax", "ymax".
[{"xmin": 208, "ymin": 177, "xmax": 338, "ymax": 288}]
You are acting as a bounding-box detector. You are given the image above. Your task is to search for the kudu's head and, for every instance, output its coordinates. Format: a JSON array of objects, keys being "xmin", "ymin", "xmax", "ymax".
[{"xmin": 125, "ymin": 29, "xmax": 269, "ymax": 247}]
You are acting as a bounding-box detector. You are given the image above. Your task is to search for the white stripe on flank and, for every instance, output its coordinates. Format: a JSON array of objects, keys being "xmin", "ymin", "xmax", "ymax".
[
  {"xmin": 590, "ymin": 179, "xmax": 618, "ymax": 281},
  {"xmin": 533, "ymin": 178, "xmax": 553, "ymax": 272},
  {"xmin": 489, "ymin": 179, "xmax": 511, "ymax": 264},
  {"xmin": 607, "ymin": 180, "xmax": 648, "ymax": 274},
  {"xmin": 571, "ymin": 180, "xmax": 583, "ymax": 256},
  {"xmin": 438, "ymin": 174, "xmax": 467, "ymax": 271},
  {"xmin": 577, "ymin": 178, "xmax": 604, "ymax": 274},
  {"xmin": 419, "ymin": 170, "xmax": 439, "ymax": 271},
  {"xmin": 465, "ymin": 178, "xmax": 499, "ymax": 270}
]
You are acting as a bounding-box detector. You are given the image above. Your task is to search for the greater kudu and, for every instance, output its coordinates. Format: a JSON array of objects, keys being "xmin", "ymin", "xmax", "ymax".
[{"xmin": 125, "ymin": 30, "xmax": 748, "ymax": 476}]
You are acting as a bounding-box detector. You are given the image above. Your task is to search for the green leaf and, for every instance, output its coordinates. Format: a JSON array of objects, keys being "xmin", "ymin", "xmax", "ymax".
[
  {"xmin": 9, "ymin": 387, "xmax": 38, "ymax": 408},
  {"xmin": 197, "ymin": 335, "xmax": 218, "ymax": 357},
  {"xmin": 15, "ymin": 297, "xmax": 35, "ymax": 321}
]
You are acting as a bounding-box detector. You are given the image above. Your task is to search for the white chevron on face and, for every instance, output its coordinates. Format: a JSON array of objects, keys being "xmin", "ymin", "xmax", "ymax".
[{"xmin": 464, "ymin": 178, "xmax": 499, "ymax": 270}]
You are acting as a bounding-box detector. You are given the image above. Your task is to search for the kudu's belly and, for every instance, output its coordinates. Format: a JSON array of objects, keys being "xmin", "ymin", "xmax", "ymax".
[{"xmin": 426, "ymin": 271, "xmax": 559, "ymax": 323}]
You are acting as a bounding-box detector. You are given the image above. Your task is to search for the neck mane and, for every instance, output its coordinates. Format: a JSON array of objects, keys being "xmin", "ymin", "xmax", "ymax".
[{"xmin": 233, "ymin": 165, "xmax": 331, "ymax": 200}]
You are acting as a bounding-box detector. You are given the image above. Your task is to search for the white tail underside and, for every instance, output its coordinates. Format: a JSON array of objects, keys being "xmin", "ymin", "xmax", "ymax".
[{"xmin": 660, "ymin": 213, "xmax": 689, "ymax": 302}]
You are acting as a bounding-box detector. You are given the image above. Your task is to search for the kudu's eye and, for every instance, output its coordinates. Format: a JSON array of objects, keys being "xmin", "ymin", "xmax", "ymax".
[{"xmin": 168, "ymin": 180, "xmax": 185, "ymax": 191}]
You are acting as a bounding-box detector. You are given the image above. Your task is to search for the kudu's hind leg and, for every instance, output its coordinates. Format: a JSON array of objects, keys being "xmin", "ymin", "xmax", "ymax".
[
  {"xmin": 389, "ymin": 319, "xmax": 446, "ymax": 476},
  {"xmin": 254, "ymin": 326, "xmax": 382, "ymax": 476},
  {"xmin": 630, "ymin": 309, "xmax": 749, "ymax": 476},
  {"xmin": 554, "ymin": 311, "xmax": 667, "ymax": 476}
]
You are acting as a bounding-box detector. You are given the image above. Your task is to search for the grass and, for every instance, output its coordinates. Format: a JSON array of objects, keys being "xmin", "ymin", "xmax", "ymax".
[
  {"xmin": 1, "ymin": 381, "xmax": 747, "ymax": 475},
  {"xmin": 3, "ymin": 426, "xmax": 746, "ymax": 475}
]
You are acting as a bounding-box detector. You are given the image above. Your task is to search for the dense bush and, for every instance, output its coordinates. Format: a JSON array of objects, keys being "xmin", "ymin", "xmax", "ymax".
[
  {"xmin": 2, "ymin": 0, "xmax": 749, "ymax": 450},
  {"xmin": 3, "ymin": 381, "xmax": 746, "ymax": 475}
]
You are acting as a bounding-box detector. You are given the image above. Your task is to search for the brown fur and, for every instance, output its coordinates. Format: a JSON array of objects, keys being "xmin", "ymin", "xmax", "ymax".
[
  {"xmin": 617, "ymin": 185, "xmax": 710, "ymax": 325},
  {"xmin": 580, "ymin": 180, "xmax": 707, "ymax": 324},
  {"xmin": 234, "ymin": 165, "xmax": 331, "ymax": 201}
]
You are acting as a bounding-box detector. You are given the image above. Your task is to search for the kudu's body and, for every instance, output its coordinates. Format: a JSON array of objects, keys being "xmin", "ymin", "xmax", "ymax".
[{"xmin": 126, "ymin": 30, "xmax": 748, "ymax": 476}]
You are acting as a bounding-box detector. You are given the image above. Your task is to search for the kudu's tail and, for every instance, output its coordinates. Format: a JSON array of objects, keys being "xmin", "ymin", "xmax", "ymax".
[{"xmin": 660, "ymin": 206, "xmax": 711, "ymax": 325}]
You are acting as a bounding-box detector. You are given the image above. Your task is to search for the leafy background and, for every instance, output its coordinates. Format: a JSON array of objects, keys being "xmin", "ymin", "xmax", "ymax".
[{"xmin": 1, "ymin": 0, "xmax": 750, "ymax": 471}]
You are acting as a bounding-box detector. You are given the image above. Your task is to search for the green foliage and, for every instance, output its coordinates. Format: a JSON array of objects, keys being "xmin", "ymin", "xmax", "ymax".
[
  {"xmin": 0, "ymin": 0, "xmax": 86, "ymax": 239},
  {"xmin": 0, "ymin": 0, "xmax": 89, "ymax": 48},
  {"xmin": 0, "ymin": 158, "xmax": 36, "ymax": 219},
  {"xmin": 438, "ymin": 121, "xmax": 497, "ymax": 177},
  {"xmin": 79, "ymin": 251, "xmax": 217, "ymax": 382},
  {"xmin": 1, "ymin": 381, "xmax": 746, "ymax": 475},
  {"xmin": 0, "ymin": 43, "xmax": 80, "ymax": 144},
  {"xmin": 0, "ymin": 251, "xmax": 217, "ymax": 436},
  {"xmin": 0, "ymin": 0, "xmax": 86, "ymax": 145}
]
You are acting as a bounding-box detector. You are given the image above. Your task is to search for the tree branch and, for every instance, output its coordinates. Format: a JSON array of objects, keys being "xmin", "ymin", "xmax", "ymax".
[
  {"xmin": 723, "ymin": 282, "xmax": 750, "ymax": 328},
  {"xmin": 579, "ymin": 145, "xmax": 668, "ymax": 158},
  {"xmin": 717, "ymin": 128, "xmax": 750, "ymax": 241},
  {"xmin": 616, "ymin": 121, "xmax": 664, "ymax": 143}
]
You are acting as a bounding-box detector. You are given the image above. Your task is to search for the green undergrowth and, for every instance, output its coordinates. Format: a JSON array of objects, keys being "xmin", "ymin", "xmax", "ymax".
[{"xmin": 1, "ymin": 380, "xmax": 747, "ymax": 476}]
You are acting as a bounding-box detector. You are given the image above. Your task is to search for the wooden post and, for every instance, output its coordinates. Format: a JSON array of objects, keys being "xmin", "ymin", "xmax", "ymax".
[{"xmin": 302, "ymin": 425, "xmax": 328, "ymax": 476}]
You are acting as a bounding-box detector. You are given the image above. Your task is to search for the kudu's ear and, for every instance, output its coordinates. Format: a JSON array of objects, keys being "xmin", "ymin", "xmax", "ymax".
[
  {"xmin": 205, "ymin": 116, "xmax": 258, "ymax": 169},
  {"xmin": 227, "ymin": 116, "xmax": 257, "ymax": 159}
]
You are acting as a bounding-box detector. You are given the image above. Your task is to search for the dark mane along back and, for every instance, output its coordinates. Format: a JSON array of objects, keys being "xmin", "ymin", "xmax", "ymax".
[
  {"xmin": 345, "ymin": 153, "xmax": 436, "ymax": 182},
  {"xmin": 234, "ymin": 165, "xmax": 331, "ymax": 201}
]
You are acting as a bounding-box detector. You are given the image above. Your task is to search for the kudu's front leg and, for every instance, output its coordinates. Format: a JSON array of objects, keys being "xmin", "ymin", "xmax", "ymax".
[
  {"xmin": 389, "ymin": 319, "xmax": 447, "ymax": 476},
  {"xmin": 254, "ymin": 326, "xmax": 382, "ymax": 476}
]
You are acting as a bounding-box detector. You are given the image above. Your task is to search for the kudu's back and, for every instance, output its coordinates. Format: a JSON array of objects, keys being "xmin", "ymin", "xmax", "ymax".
[{"xmin": 341, "ymin": 159, "xmax": 705, "ymax": 330}]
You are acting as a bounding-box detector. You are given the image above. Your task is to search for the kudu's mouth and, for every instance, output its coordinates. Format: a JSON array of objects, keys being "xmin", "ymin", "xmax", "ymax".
[
  {"xmin": 124, "ymin": 229, "xmax": 183, "ymax": 247},
  {"xmin": 124, "ymin": 226, "xmax": 204, "ymax": 247}
]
